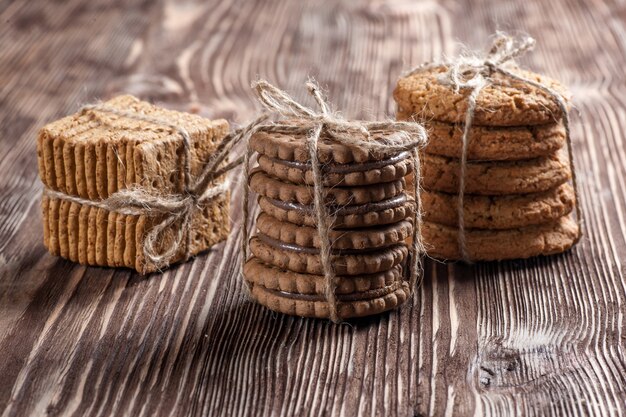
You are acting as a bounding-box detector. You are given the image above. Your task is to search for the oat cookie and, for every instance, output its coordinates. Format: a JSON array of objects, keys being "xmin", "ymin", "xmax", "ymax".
[
  {"xmin": 396, "ymin": 113, "xmax": 566, "ymax": 161},
  {"xmin": 422, "ymin": 150, "xmax": 571, "ymax": 195},
  {"xmin": 423, "ymin": 183, "xmax": 575, "ymax": 229},
  {"xmin": 423, "ymin": 215, "xmax": 580, "ymax": 261},
  {"xmin": 394, "ymin": 66, "xmax": 570, "ymax": 126}
]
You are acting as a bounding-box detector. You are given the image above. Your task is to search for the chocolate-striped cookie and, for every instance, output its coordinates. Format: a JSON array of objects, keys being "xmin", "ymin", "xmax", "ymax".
[
  {"xmin": 251, "ymin": 125, "xmax": 409, "ymax": 164},
  {"xmin": 248, "ymin": 279, "xmax": 411, "ymax": 319},
  {"xmin": 257, "ymin": 194, "xmax": 415, "ymax": 229},
  {"xmin": 249, "ymin": 170, "xmax": 406, "ymax": 205},
  {"xmin": 256, "ymin": 212, "xmax": 413, "ymax": 250},
  {"xmin": 249, "ymin": 235, "xmax": 408, "ymax": 275},
  {"xmin": 244, "ymin": 257, "xmax": 405, "ymax": 294},
  {"xmin": 256, "ymin": 151, "xmax": 413, "ymax": 186}
]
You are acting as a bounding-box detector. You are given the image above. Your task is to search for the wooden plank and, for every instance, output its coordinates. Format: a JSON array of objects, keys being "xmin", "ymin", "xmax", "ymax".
[{"xmin": 0, "ymin": 0, "xmax": 625, "ymax": 416}]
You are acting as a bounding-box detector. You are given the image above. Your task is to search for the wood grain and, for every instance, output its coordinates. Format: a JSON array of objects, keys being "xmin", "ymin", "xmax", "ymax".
[{"xmin": 1, "ymin": 0, "xmax": 625, "ymax": 416}]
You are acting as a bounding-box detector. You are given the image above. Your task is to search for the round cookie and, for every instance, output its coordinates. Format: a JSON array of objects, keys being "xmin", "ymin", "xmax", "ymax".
[
  {"xmin": 244, "ymin": 257, "xmax": 405, "ymax": 295},
  {"xmin": 256, "ymin": 212, "xmax": 413, "ymax": 250},
  {"xmin": 258, "ymin": 194, "xmax": 416, "ymax": 229},
  {"xmin": 394, "ymin": 65, "xmax": 570, "ymax": 126},
  {"xmin": 248, "ymin": 280, "xmax": 411, "ymax": 319},
  {"xmin": 256, "ymin": 151, "xmax": 413, "ymax": 186},
  {"xmin": 422, "ymin": 150, "xmax": 571, "ymax": 195},
  {"xmin": 249, "ymin": 169, "xmax": 406, "ymax": 205},
  {"xmin": 249, "ymin": 235, "xmax": 408, "ymax": 275},
  {"xmin": 250, "ymin": 123, "xmax": 409, "ymax": 164},
  {"xmin": 396, "ymin": 112, "xmax": 566, "ymax": 161},
  {"xmin": 423, "ymin": 183, "xmax": 575, "ymax": 229},
  {"xmin": 423, "ymin": 215, "xmax": 580, "ymax": 261}
]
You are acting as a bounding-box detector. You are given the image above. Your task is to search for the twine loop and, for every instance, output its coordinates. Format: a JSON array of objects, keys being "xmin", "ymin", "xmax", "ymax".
[
  {"xmin": 242, "ymin": 80, "xmax": 429, "ymax": 323},
  {"xmin": 44, "ymin": 103, "xmax": 268, "ymax": 272},
  {"xmin": 407, "ymin": 32, "xmax": 582, "ymax": 261}
]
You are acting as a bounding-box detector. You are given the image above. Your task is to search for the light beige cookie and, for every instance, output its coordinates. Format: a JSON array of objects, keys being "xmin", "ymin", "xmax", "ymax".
[
  {"xmin": 422, "ymin": 150, "xmax": 571, "ymax": 195},
  {"xmin": 38, "ymin": 95, "xmax": 230, "ymax": 199},
  {"xmin": 394, "ymin": 65, "xmax": 570, "ymax": 126},
  {"xmin": 423, "ymin": 183, "xmax": 576, "ymax": 229},
  {"xmin": 423, "ymin": 215, "xmax": 580, "ymax": 261},
  {"xmin": 38, "ymin": 95, "xmax": 233, "ymax": 273},
  {"xmin": 42, "ymin": 192, "xmax": 231, "ymax": 273}
]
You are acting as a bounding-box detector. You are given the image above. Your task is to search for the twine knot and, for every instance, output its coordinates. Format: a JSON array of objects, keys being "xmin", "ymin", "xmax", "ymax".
[{"xmin": 241, "ymin": 80, "xmax": 429, "ymax": 323}]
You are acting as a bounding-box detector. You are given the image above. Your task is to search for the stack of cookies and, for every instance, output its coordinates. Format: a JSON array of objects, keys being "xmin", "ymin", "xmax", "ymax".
[
  {"xmin": 243, "ymin": 128, "xmax": 417, "ymax": 319},
  {"xmin": 38, "ymin": 95, "xmax": 231, "ymax": 273},
  {"xmin": 394, "ymin": 66, "xmax": 581, "ymax": 261}
]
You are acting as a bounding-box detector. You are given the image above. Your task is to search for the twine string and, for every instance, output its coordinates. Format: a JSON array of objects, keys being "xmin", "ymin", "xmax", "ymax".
[
  {"xmin": 241, "ymin": 80, "xmax": 429, "ymax": 323},
  {"xmin": 43, "ymin": 103, "xmax": 267, "ymax": 271},
  {"xmin": 407, "ymin": 32, "xmax": 582, "ymax": 261}
]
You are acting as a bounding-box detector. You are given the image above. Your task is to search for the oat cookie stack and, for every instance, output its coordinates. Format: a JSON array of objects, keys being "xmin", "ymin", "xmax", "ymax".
[
  {"xmin": 243, "ymin": 128, "xmax": 417, "ymax": 319},
  {"xmin": 38, "ymin": 95, "xmax": 231, "ymax": 273},
  {"xmin": 394, "ymin": 66, "xmax": 581, "ymax": 261}
]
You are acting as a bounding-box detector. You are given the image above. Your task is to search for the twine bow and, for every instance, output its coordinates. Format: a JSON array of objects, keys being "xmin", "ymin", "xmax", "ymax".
[
  {"xmin": 407, "ymin": 32, "xmax": 582, "ymax": 261},
  {"xmin": 241, "ymin": 80, "xmax": 429, "ymax": 322},
  {"xmin": 44, "ymin": 104, "xmax": 267, "ymax": 272}
]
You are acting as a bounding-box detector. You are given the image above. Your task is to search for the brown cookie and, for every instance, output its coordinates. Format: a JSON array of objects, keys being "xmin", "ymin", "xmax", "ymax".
[
  {"xmin": 257, "ymin": 194, "xmax": 415, "ymax": 229},
  {"xmin": 423, "ymin": 183, "xmax": 575, "ymax": 229},
  {"xmin": 396, "ymin": 112, "xmax": 566, "ymax": 161},
  {"xmin": 249, "ymin": 235, "xmax": 408, "ymax": 275},
  {"xmin": 422, "ymin": 150, "xmax": 571, "ymax": 195},
  {"xmin": 248, "ymin": 279, "xmax": 411, "ymax": 319},
  {"xmin": 249, "ymin": 169, "xmax": 406, "ymax": 205},
  {"xmin": 255, "ymin": 212, "xmax": 413, "ymax": 250},
  {"xmin": 244, "ymin": 257, "xmax": 404, "ymax": 294},
  {"xmin": 250, "ymin": 123, "xmax": 408, "ymax": 164},
  {"xmin": 394, "ymin": 65, "xmax": 570, "ymax": 126},
  {"xmin": 256, "ymin": 151, "xmax": 413, "ymax": 186},
  {"xmin": 423, "ymin": 215, "xmax": 580, "ymax": 261}
]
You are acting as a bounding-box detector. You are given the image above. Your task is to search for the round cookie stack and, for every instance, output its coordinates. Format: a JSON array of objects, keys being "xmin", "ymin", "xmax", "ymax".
[
  {"xmin": 243, "ymin": 128, "xmax": 417, "ymax": 319},
  {"xmin": 394, "ymin": 66, "xmax": 581, "ymax": 261}
]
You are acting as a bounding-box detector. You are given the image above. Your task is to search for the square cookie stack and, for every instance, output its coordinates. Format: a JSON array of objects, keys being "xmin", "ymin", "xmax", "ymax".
[
  {"xmin": 38, "ymin": 95, "xmax": 231, "ymax": 273},
  {"xmin": 243, "ymin": 128, "xmax": 417, "ymax": 319},
  {"xmin": 394, "ymin": 66, "xmax": 581, "ymax": 261}
]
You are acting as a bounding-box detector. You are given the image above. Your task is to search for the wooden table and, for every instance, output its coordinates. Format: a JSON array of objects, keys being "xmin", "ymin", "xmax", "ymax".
[{"xmin": 1, "ymin": 1, "xmax": 625, "ymax": 416}]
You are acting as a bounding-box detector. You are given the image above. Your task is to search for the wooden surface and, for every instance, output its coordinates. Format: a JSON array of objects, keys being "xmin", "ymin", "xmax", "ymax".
[{"xmin": 1, "ymin": 0, "xmax": 625, "ymax": 416}]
